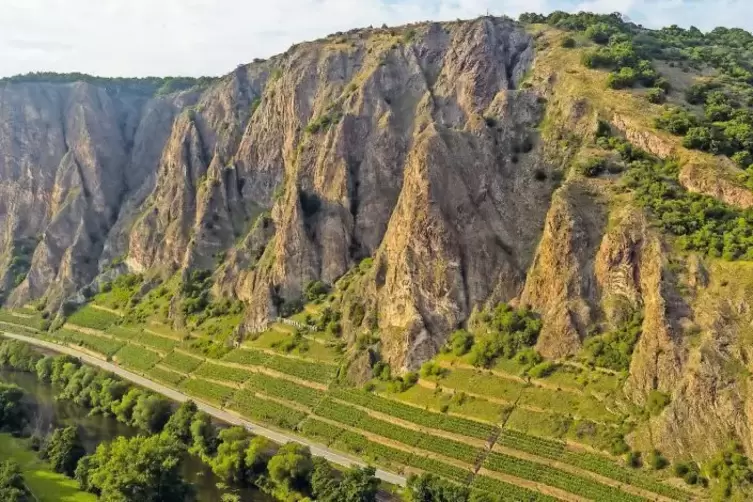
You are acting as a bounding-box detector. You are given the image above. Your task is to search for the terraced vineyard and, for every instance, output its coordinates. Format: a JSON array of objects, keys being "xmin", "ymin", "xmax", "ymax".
[
  {"xmin": 113, "ymin": 344, "xmax": 160, "ymax": 371},
  {"xmin": 49, "ymin": 329, "xmax": 124, "ymax": 357},
  {"xmin": 0, "ymin": 310, "xmax": 44, "ymax": 330},
  {"xmin": 484, "ymin": 451, "xmax": 646, "ymax": 502},
  {"xmin": 180, "ymin": 378, "xmax": 235, "ymax": 405},
  {"xmin": 0, "ymin": 303, "xmax": 694, "ymax": 502},
  {"xmin": 67, "ymin": 305, "xmax": 122, "ymax": 330},
  {"xmin": 193, "ymin": 362, "xmax": 252, "ymax": 384},
  {"xmin": 245, "ymin": 372, "xmax": 325, "ymax": 408},
  {"xmin": 162, "ymin": 351, "xmax": 203, "ymax": 372},
  {"xmin": 107, "ymin": 326, "xmax": 177, "ymax": 352},
  {"xmin": 147, "ymin": 365, "xmax": 185, "ymax": 386},
  {"xmin": 229, "ymin": 390, "xmax": 307, "ymax": 429}
]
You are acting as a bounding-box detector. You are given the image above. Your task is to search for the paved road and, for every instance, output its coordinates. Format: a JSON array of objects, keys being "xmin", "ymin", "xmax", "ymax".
[{"xmin": 2, "ymin": 332, "xmax": 407, "ymax": 487}]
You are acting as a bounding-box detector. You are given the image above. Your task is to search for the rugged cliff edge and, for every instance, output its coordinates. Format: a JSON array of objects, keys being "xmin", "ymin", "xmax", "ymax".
[{"xmin": 0, "ymin": 15, "xmax": 752, "ymax": 462}]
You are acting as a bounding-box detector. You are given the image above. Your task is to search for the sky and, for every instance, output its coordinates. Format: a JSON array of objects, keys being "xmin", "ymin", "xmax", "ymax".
[{"xmin": 1, "ymin": 0, "xmax": 752, "ymax": 78}]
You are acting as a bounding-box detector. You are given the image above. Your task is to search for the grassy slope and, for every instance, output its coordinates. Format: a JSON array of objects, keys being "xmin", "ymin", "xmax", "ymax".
[{"xmin": 0, "ymin": 434, "xmax": 96, "ymax": 502}]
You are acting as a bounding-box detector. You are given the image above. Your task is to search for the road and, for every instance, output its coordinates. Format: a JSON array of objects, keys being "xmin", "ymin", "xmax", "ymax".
[{"xmin": 2, "ymin": 332, "xmax": 407, "ymax": 487}]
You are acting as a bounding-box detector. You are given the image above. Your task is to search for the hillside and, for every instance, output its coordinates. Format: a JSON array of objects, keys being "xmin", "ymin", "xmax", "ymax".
[{"xmin": 0, "ymin": 10, "xmax": 753, "ymax": 501}]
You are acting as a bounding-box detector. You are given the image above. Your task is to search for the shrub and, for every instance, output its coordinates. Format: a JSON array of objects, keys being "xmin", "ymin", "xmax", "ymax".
[
  {"xmin": 560, "ymin": 37, "xmax": 576, "ymax": 48},
  {"xmin": 527, "ymin": 361, "xmax": 556, "ymax": 378},
  {"xmin": 646, "ymin": 390, "xmax": 670, "ymax": 416},
  {"xmin": 448, "ymin": 330, "xmax": 473, "ymax": 356},
  {"xmin": 585, "ymin": 23, "xmax": 615, "ymax": 44},
  {"xmin": 646, "ymin": 88, "xmax": 666, "ymax": 104},
  {"xmin": 647, "ymin": 450, "xmax": 668, "ymax": 470},
  {"xmin": 655, "ymin": 107, "xmax": 697, "ymax": 135},
  {"xmin": 575, "ymin": 157, "xmax": 607, "ymax": 177},
  {"xmin": 607, "ymin": 67, "xmax": 637, "ymax": 89}
]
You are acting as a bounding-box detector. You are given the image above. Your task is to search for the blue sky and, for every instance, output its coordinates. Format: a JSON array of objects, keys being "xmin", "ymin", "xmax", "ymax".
[{"xmin": 0, "ymin": 0, "xmax": 750, "ymax": 78}]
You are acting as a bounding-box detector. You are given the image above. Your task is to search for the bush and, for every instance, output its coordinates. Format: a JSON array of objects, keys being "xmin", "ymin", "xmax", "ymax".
[
  {"xmin": 585, "ymin": 23, "xmax": 615, "ymax": 44},
  {"xmin": 646, "ymin": 390, "xmax": 670, "ymax": 416},
  {"xmin": 655, "ymin": 107, "xmax": 697, "ymax": 135},
  {"xmin": 647, "ymin": 450, "xmax": 668, "ymax": 470},
  {"xmin": 560, "ymin": 37, "xmax": 576, "ymax": 48},
  {"xmin": 646, "ymin": 88, "xmax": 666, "ymax": 104},
  {"xmin": 575, "ymin": 157, "xmax": 607, "ymax": 177},
  {"xmin": 607, "ymin": 67, "xmax": 637, "ymax": 89},
  {"xmin": 448, "ymin": 330, "xmax": 473, "ymax": 356},
  {"xmin": 625, "ymin": 451, "xmax": 642, "ymax": 468},
  {"xmin": 527, "ymin": 361, "xmax": 556, "ymax": 378}
]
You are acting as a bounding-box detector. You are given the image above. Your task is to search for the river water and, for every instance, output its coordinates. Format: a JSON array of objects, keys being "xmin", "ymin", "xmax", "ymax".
[{"xmin": 0, "ymin": 369, "xmax": 272, "ymax": 502}]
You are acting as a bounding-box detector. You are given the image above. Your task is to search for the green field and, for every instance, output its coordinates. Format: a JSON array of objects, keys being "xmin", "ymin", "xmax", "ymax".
[
  {"xmin": 107, "ymin": 326, "xmax": 177, "ymax": 352},
  {"xmin": 67, "ymin": 305, "xmax": 122, "ymax": 331},
  {"xmin": 180, "ymin": 378, "xmax": 235, "ymax": 405},
  {"xmin": 0, "ymin": 434, "xmax": 96, "ymax": 502},
  {"xmin": 0, "ymin": 310, "xmax": 44, "ymax": 330},
  {"xmin": 50, "ymin": 329, "xmax": 124, "ymax": 357},
  {"xmin": 147, "ymin": 366, "xmax": 186, "ymax": 386},
  {"xmin": 162, "ymin": 351, "xmax": 203, "ymax": 373},
  {"xmin": 113, "ymin": 344, "xmax": 160, "ymax": 371}
]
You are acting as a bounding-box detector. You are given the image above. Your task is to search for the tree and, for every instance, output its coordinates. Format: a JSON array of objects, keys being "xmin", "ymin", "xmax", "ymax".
[
  {"xmin": 35, "ymin": 356, "xmax": 54, "ymax": 382},
  {"xmin": 267, "ymin": 443, "xmax": 314, "ymax": 492},
  {"xmin": 131, "ymin": 394, "xmax": 172, "ymax": 433},
  {"xmin": 112, "ymin": 387, "xmax": 143, "ymax": 424},
  {"xmin": 189, "ymin": 411, "xmax": 218, "ymax": 459},
  {"xmin": 0, "ymin": 383, "xmax": 28, "ymax": 432},
  {"xmin": 448, "ymin": 330, "xmax": 473, "ymax": 356},
  {"xmin": 405, "ymin": 473, "xmax": 469, "ymax": 502},
  {"xmin": 41, "ymin": 426, "xmax": 86, "ymax": 477},
  {"xmin": 162, "ymin": 401, "xmax": 198, "ymax": 444},
  {"xmin": 211, "ymin": 427, "xmax": 250, "ymax": 484},
  {"xmin": 81, "ymin": 435, "xmax": 193, "ymax": 502},
  {"xmin": 0, "ymin": 461, "xmax": 31, "ymax": 502},
  {"xmin": 245, "ymin": 436, "xmax": 274, "ymax": 480}
]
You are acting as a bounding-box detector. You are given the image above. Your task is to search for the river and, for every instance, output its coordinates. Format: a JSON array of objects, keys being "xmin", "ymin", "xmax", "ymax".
[{"xmin": 0, "ymin": 369, "xmax": 272, "ymax": 502}]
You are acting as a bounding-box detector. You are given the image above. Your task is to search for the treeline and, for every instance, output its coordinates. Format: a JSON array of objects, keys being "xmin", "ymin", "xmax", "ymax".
[
  {"xmin": 0, "ymin": 340, "xmax": 380, "ymax": 501},
  {"xmin": 0, "ymin": 72, "xmax": 217, "ymax": 97}
]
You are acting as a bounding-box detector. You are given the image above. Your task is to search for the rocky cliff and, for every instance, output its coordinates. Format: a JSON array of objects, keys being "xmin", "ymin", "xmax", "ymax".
[{"xmin": 1, "ymin": 15, "xmax": 752, "ymax": 460}]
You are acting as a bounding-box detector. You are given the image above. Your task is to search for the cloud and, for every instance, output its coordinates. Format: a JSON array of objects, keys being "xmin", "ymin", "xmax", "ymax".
[{"xmin": 0, "ymin": 0, "xmax": 751, "ymax": 78}]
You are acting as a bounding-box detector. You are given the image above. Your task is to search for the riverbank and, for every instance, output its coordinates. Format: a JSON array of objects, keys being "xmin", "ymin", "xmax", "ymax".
[
  {"xmin": 0, "ymin": 433, "xmax": 95, "ymax": 502},
  {"xmin": 1, "ymin": 332, "xmax": 407, "ymax": 487}
]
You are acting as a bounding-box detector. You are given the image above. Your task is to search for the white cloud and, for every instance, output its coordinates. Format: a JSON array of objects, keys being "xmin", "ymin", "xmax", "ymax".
[{"xmin": 0, "ymin": 0, "xmax": 751, "ymax": 78}]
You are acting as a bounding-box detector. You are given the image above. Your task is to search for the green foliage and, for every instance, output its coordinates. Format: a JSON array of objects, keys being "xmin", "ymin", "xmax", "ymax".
[
  {"xmin": 180, "ymin": 269, "xmax": 213, "ymax": 316},
  {"xmin": 447, "ymin": 329, "xmax": 473, "ymax": 356},
  {"xmin": 647, "ymin": 450, "xmax": 669, "ymax": 470},
  {"xmin": 646, "ymin": 390, "xmax": 671, "ymax": 416},
  {"xmin": 267, "ymin": 443, "xmax": 314, "ymax": 493},
  {"xmin": 468, "ymin": 304, "xmax": 542, "ymax": 368},
  {"xmin": 575, "ymin": 156, "xmax": 608, "ymax": 177},
  {"xmin": 673, "ymin": 460, "xmax": 703, "ymax": 485},
  {"xmin": 0, "ymin": 460, "xmax": 32, "ymax": 502},
  {"xmin": 0, "ymin": 72, "xmax": 216, "ymax": 97},
  {"xmin": 40, "ymin": 426, "xmax": 86, "ymax": 477},
  {"xmin": 581, "ymin": 313, "xmax": 643, "ymax": 371},
  {"xmin": 585, "ymin": 23, "xmax": 616, "ymax": 44},
  {"xmin": 162, "ymin": 401, "xmax": 199, "ymax": 444},
  {"xmin": 560, "ymin": 37, "xmax": 576, "ymax": 48},
  {"xmin": 76, "ymin": 435, "xmax": 193, "ymax": 502},
  {"xmin": 304, "ymin": 280, "xmax": 330, "ymax": 302},
  {"xmin": 646, "ymin": 87, "xmax": 667, "ymax": 105},
  {"xmin": 305, "ymin": 109, "xmax": 343, "ymax": 134},
  {"xmin": 705, "ymin": 442, "xmax": 753, "ymax": 501},
  {"xmin": 0, "ymin": 383, "xmax": 28, "ymax": 433},
  {"xmin": 527, "ymin": 361, "xmax": 557, "ymax": 378},
  {"xmin": 618, "ymin": 140, "xmax": 753, "ymax": 260},
  {"xmin": 405, "ymin": 473, "xmax": 470, "ymax": 502},
  {"xmin": 67, "ymin": 306, "xmax": 121, "ymax": 331},
  {"xmin": 655, "ymin": 107, "xmax": 697, "ymax": 134},
  {"xmin": 211, "ymin": 427, "xmax": 251, "ymax": 484}
]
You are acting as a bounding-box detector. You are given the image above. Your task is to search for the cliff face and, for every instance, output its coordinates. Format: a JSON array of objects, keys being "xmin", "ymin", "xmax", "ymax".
[{"xmin": 1, "ymin": 16, "xmax": 752, "ymax": 459}]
